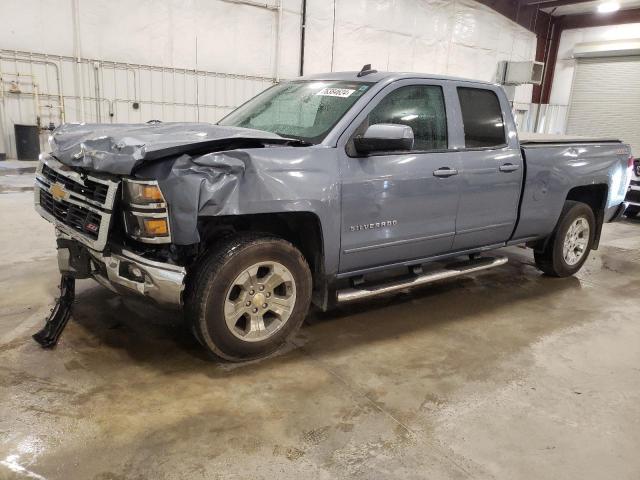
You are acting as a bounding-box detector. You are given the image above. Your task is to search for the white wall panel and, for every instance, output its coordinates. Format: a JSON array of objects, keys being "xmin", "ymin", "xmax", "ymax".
[
  {"xmin": 0, "ymin": 0, "xmax": 75, "ymax": 55},
  {"xmin": 304, "ymin": 0, "xmax": 536, "ymax": 94},
  {"xmin": 302, "ymin": 16, "xmax": 334, "ymax": 73},
  {"xmin": 0, "ymin": 0, "xmax": 299, "ymax": 157},
  {"xmin": 0, "ymin": 0, "xmax": 535, "ymax": 158}
]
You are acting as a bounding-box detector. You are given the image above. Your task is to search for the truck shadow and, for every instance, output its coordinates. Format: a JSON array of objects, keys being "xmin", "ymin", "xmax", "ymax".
[{"xmin": 65, "ymin": 248, "xmax": 603, "ymax": 373}]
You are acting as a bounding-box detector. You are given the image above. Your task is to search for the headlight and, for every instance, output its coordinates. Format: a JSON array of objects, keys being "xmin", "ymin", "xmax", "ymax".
[
  {"xmin": 122, "ymin": 179, "xmax": 171, "ymax": 243},
  {"xmin": 123, "ymin": 180, "xmax": 166, "ymax": 206},
  {"xmin": 124, "ymin": 212, "xmax": 170, "ymax": 239}
]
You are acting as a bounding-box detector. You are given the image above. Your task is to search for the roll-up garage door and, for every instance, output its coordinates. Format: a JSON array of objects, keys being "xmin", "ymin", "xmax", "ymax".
[{"xmin": 566, "ymin": 56, "xmax": 640, "ymax": 156}]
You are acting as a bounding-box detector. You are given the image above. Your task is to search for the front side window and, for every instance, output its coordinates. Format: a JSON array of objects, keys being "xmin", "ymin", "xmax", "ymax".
[
  {"xmin": 362, "ymin": 85, "xmax": 448, "ymax": 151},
  {"xmin": 218, "ymin": 80, "xmax": 372, "ymax": 144},
  {"xmin": 457, "ymin": 87, "xmax": 506, "ymax": 148}
]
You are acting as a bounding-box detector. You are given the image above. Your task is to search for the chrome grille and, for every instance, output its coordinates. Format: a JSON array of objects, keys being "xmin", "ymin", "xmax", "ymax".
[
  {"xmin": 34, "ymin": 155, "xmax": 119, "ymax": 251},
  {"xmin": 626, "ymin": 189, "xmax": 640, "ymax": 204},
  {"xmin": 41, "ymin": 163, "xmax": 109, "ymax": 205},
  {"xmin": 39, "ymin": 189, "xmax": 102, "ymax": 240}
]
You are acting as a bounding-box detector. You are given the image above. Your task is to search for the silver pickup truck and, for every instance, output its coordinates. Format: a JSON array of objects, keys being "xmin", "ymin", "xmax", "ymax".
[{"xmin": 33, "ymin": 67, "xmax": 633, "ymax": 361}]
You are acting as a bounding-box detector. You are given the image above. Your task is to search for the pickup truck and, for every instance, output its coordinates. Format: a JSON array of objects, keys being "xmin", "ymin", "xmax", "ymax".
[{"xmin": 33, "ymin": 66, "xmax": 633, "ymax": 361}]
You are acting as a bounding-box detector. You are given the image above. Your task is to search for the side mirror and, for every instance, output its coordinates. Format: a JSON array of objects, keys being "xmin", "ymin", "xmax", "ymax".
[{"xmin": 353, "ymin": 123, "xmax": 414, "ymax": 155}]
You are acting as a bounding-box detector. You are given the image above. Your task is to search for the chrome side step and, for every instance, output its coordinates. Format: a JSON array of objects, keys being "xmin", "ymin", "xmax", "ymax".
[{"xmin": 337, "ymin": 255, "xmax": 508, "ymax": 303}]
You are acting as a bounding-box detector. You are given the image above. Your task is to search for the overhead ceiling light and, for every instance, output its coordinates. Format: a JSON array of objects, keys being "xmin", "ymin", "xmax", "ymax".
[{"xmin": 597, "ymin": 1, "xmax": 620, "ymax": 13}]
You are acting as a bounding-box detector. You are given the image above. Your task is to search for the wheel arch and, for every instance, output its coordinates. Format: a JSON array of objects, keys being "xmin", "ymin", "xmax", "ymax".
[
  {"xmin": 196, "ymin": 212, "xmax": 326, "ymax": 305},
  {"xmin": 565, "ymin": 184, "xmax": 608, "ymax": 249}
]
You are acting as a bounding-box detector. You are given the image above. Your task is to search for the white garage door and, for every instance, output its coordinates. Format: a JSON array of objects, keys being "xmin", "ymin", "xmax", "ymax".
[{"xmin": 566, "ymin": 56, "xmax": 640, "ymax": 156}]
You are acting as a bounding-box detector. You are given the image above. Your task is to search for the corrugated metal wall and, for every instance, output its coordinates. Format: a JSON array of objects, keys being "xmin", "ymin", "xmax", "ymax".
[
  {"xmin": 567, "ymin": 56, "xmax": 640, "ymax": 156},
  {"xmin": 0, "ymin": 50, "xmax": 276, "ymax": 156}
]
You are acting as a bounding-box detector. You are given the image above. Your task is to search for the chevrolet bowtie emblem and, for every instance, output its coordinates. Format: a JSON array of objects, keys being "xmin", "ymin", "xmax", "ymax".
[{"xmin": 50, "ymin": 183, "xmax": 69, "ymax": 202}]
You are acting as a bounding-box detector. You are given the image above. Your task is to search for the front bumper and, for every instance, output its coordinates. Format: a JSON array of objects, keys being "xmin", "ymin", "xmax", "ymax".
[
  {"xmin": 626, "ymin": 181, "xmax": 640, "ymax": 208},
  {"xmin": 610, "ymin": 202, "xmax": 630, "ymax": 222},
  {"xmin": 57, "ymin": 232, "xmax": 185, "ymax": 306}
]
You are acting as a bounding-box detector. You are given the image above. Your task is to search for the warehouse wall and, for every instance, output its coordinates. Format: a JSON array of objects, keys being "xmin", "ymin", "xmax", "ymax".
[
  {"xmin": 0, "ymin": 0, "xmax": 300, "ymax": 157},
  {"xmin": 304, "ymin": 0, "xmax": 536, "ymax": 103},
  {"xmin": 0, "ymin": 0, "xmax": 535, "ymax": 158}
]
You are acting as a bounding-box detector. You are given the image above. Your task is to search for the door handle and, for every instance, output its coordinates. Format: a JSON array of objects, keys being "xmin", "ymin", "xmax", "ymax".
[
  {"xmin": 499, "ymin": 163, "xmax": 520, "ymax": 173},
  {"xmin": 433, "ymin": 167, "xmax": 459, "ymax": 178}
]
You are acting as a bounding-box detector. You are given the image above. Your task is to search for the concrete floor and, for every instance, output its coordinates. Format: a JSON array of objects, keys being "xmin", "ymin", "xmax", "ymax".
[{"xmin": 1, "ymin": 163, "xmax": 640, "ymax": 480}]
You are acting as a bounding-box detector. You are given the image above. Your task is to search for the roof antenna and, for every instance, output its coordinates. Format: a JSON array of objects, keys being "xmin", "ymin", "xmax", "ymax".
[{"xmin": 357, "ymin": 64, "xmax": 377, "ymax": 77}]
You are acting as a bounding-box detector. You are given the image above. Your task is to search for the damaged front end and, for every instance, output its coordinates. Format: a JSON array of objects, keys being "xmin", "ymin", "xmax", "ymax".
[
  {"xmin": 32, "ymin": 121, "xmax": 307, "ymax": 347},
  {"xmin": 33, "ymin": 232, "xmax": 186, "ymax": 348},
  {"xmin": 34, "ymin": 153, "xmax": 187, "ymax": 306},
  {"xmin": 55, "ymin": 231, "xmax": 186, "ymax": 306},
  {"xmin": 33, "ymin": 152, "xmax": 187, "ymax": 347}
]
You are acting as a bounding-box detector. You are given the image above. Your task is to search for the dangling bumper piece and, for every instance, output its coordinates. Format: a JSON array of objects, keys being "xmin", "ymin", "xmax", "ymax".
[{"xmin": 32, "ymin": 275, "xmax": 76, "ymax": 348}]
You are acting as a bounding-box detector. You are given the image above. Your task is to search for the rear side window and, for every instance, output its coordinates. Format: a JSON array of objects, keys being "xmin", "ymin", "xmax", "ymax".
[
  {"xmin": 365, "ymin": 85, "xmax": 448, "ymax": 151},
  {"xmin": 457, "ymin": 87, "xmax": 505, "ymax": 148}
]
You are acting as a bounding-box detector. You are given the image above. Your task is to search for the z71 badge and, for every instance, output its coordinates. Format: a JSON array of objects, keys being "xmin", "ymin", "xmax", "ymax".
[{"xmin": 350, "ymin": 220, "xmax": 397, "ymax": 232}]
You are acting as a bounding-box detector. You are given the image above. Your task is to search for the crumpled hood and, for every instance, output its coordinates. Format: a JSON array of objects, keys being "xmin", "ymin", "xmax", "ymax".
[
  {"xmin": 46, "ymin": 122, "xmax": 329, "ymax": 246},
  {"xmin": 49, "ymin": 122, "xmax": 299, "ymax": 175}
]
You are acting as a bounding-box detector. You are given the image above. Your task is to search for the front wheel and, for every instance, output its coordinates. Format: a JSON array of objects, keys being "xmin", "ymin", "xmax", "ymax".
[
  {"xmin": 534, "ymin": 201, "xmax": 595, "ymax": 277},
  {"xmin": 186, "ymin": 233, "xmax": 312, "ymax": 361}
]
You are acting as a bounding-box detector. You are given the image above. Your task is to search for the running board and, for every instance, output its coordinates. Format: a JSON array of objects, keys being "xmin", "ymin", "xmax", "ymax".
[{"xmin": 337, "ymin": 256, "xmax": 508, "ymax": 303}]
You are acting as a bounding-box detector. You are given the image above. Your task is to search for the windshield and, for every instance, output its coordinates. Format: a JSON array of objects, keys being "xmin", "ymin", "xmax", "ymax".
[{"xmin": 218, "ymin": 80, "xmax": 373, "ymax": 144}]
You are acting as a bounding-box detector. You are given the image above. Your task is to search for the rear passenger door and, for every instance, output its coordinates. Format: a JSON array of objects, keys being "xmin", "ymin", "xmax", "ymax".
[{"xmin": 452, "ymin": 86, "xmax": 523, "ymax": 250}]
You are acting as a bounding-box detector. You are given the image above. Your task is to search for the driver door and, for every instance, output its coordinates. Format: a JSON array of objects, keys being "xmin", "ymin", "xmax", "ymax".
[{"xmin": 338, "ymin": 81, "xmax": 462, "ymax": 273}]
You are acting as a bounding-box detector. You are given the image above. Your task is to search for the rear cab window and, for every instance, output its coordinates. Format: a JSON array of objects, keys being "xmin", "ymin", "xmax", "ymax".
[{"xmin": 457, "ymin": 87, "xmax": 506, "ymax": 149}]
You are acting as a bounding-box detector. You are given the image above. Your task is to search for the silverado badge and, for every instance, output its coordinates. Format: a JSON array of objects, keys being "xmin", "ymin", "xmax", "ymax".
[
  {"xmin": 350, "ymin": 220, "xmax": 398, "ymax": 232},
  {"xmin": 50, "ymin": 183, "xmax": 70, "ymax": 202}
]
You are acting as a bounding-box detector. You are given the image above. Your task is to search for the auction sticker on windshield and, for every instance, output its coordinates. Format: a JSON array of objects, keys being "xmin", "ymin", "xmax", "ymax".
[{"xmin": 316, "ymin": 87, "xmax": 355, "ymax": 98}]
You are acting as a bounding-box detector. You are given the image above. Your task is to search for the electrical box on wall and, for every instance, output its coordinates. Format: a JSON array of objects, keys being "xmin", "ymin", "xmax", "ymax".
[{"xmin": 497, "ymin": 61, "xmax": 544, "ymax": 86}]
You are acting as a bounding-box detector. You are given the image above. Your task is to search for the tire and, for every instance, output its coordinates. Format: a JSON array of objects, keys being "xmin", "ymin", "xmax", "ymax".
[
  {"xmin": 185, "ymin": 233, "xmax": 312, "ymax": 361},
  {"xmin": 534, "ymin": 200, "xmax": 596, "ymax": 277}
]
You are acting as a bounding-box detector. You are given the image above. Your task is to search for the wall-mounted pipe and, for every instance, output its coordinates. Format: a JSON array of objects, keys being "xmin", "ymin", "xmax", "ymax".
[
  {"xmin": 93, "ymin": 61, "xmax": 101, "ymax": 122},
  {"xmin": 71, "ymin": 0, "xmax": 85, "ymax": 122},
  {"xmin": 0, "ymin": 54, "xmax": 65, "ymax": 122},
  {"xmin": 102, "ymin": 98, "xmax": 114, "ymax": 122},
  {"xmin": 220, "ymin": 0, "xmax": 278, "ymax": 11},
  {"xmin": 3, "ymin": 49, "xmax": 274, "ymax": 82},
  {"xmin": 0, "ymin": 48, "xmax": 277, "ymax": 152},
  {"xmin": 299, "ymin": 0, "xmax": 307, "ymax": 76},
  {"xmin": 0, "ymin": 73, "xmax": 11, "ymax": 155},
  {"xmin": 275, "ymin": 0, "xmax": 283, "ymax": 81}
]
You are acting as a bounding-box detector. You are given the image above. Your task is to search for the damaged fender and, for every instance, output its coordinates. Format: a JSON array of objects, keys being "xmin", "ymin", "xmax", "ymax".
[{"xmin": 49, "ymin": 122, "xmax": 342, "ymax": 274}]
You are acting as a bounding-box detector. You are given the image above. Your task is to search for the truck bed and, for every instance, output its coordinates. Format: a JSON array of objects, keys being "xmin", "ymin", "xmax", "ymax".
[
  {"xmin": 513, "ymin": 136, "xmax": 629, "ymax": 244},
  {"xmin": 519, "ymin": 132, "xmax": 621, "ymax": 145}
]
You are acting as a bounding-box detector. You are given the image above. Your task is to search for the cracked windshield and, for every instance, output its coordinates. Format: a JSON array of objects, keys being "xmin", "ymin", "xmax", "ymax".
[{"xmin": 219, "ymin": 80, "xmax": 372, "ymax": 144}]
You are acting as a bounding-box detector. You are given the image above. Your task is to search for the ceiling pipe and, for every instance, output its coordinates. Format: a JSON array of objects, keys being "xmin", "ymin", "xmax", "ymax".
[{"xmin": 274, "ymin": 0, "xmax": 283, "ymax": 81}]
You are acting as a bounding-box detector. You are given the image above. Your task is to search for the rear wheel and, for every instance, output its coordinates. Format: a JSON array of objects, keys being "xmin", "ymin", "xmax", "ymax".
[
  {"xmin": 186, "ymin": 233, "xmax": 312, "ymax": 361},
  {"xmin": 534, "ymin": 201, "xmax": 595, "ymax": 277}
]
